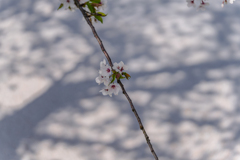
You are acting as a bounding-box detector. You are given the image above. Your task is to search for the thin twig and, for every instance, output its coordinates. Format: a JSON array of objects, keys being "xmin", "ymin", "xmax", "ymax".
[
  {"xmin": 74, "ymin": 0, "xmax": 159, "ymax": 159},
  {"xmin": 117, "ymin": 80, "xmax": 159, "ymax": 160},
  {"xmin": 74, "ymin": 0, "xmax": 113, "ymax": 67}
]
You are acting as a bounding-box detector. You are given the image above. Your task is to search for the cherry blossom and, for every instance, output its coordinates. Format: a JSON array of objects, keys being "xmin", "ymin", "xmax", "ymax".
[
  {"xmin": 100, "ymin": 59, "xmax": 108, "ymax": 68},
  {"xmin": 100, "ymin": 86, "xmax": 113, "ymax": 97},
  {"xmin": 186, "ymin": 0, "xmax": 196, "ymax": 7},
  {"xmin": 198, "ymin": 1, "xmax": 209, "ymax": 10},
  {"xmin": 99, "ymin": 83, "xmax": 120, "ymax": 97},
  {"xmin": 99, "ymin": 64, "xmax": 112, "ymax": 76},
  {"xmin": 96, "ymin": 59, "xmax": 129, "ymax": 97},
  {"xmin": 222, "ymin": 0, "xmax": 235, "ymax": 7},
  {"xmin": 97, "ymin": 0, "xmax": 107, "ymax": 11},
  {"xmin": 99, "ymin": 59, "xmax": 112, "ymax": 76},
  {"xmin": 109, "ymin": 83, "xmax": 121, "ymax": 95},
  {"xmin": 113, "ymin": 61, "xmax": 128, "ymax": 74},
  {"xmin": 95, "ymin": 75, "xmax": 110, "ymax": 86}
]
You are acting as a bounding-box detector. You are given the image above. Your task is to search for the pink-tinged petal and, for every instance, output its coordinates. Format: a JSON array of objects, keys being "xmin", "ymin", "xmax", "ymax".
[
  {"xmin": 119, "ymin": 61, "xmax": 124, "ymax": 66},
  {"xmin": 96, "ymin": 75, "xmax": 110, "ymax": 86},
  {"xmin": 100, "ymin": 59, "xmax": 107, "ymax": 68},
  {"xmin": 113, "ymin": 62, "xmax": 118, "ymax": 71},
  {"xmin": 113, "ymin": 61, "xmax": 128, "ymax": 73},
  {"xmin": 123, "ymin": 65, "xmax": 128, "ymax": 71},
  {"xmin": 100, "ymin": 86, "xmax": 113, "ymax": 97},
  {"xmin": 109, "ymin": 83, "xmax": 121, "ymax": 95},
  {"xmin": 100, "ymin": 64, "xmax": 112, "ymax": 76}
]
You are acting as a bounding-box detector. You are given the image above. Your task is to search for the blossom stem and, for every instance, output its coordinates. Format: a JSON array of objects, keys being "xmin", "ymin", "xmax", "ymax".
[
  {"xmin": 74, "ymin": 0, "xmax": 113, "ymax": 67},
  {"xmin": 74, "ymin": 0, "xmax": 159, "ymax": 159}
]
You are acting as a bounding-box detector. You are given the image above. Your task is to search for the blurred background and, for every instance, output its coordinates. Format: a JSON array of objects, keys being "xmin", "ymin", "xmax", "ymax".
[{"xmin": 1, "ymin": 0, "xmax": 240, "ymax": 160}]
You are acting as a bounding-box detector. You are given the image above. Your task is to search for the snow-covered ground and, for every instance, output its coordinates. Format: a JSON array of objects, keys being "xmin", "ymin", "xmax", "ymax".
[{"xmin": 1, "ymin": 0, "xmax": 240, "ymax": 160}]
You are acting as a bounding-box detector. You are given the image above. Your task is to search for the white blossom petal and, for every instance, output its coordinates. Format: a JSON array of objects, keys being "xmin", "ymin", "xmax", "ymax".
[
  {"xmin": 100, "ymin": 86, "xmax": 113, "ymax": 97},
  {"xmin": 100, "ymin": 59, "xmax": 107, "ymax": 68},
  {"xmin": 99, "ymin": 65, "xmax": 112, "ymax": 76},
  {"xmin": 186, "ymin": 0, "xmax": 196, "ymax": 8},
  {"xmin": 109, "ymin": 83, "xmax": 121, "ymax": 95},
  {"xmin": 95, "ymin": 75, "xmax": 110, "ymax": 86}
]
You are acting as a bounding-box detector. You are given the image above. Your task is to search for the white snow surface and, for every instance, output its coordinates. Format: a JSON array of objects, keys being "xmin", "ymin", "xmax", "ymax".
[{"xmin": 1, "ymin": 0, "xmax": 240, "ymax": 160}]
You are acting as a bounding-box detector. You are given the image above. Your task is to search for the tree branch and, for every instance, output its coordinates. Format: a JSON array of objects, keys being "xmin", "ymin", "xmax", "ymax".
[
  {"xmin": 74, "ymin": 0, "xmax": 113, "ymax": 67},
  {"xmin": 74, "ymin": 0, "xmax": 159, "ymax": 159},
  {"xmin": 117, "ymin": 80, "xmax": 159, "ymax": 160}
]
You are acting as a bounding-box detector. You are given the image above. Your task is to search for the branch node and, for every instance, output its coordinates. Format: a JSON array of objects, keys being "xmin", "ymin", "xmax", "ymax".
[{"xmin": 140, "ymin": 125, "xmax": 144, "ymax": 130}]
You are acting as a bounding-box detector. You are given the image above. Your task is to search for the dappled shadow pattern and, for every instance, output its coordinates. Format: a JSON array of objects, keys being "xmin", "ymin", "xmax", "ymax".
[{"xmin": 1, "ymin": 0, "xmax": 240, "ymax": 160}]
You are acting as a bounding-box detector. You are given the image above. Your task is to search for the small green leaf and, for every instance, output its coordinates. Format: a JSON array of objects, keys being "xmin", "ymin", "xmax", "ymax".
[
  {"xmin": 126, "ymin": 73, "xmax": 131, "ymax": 80},
  {"xmin": 90, "ymin": 0, "xmax": 101, "ymax": 3},
  {"xmin": 87, "ymin": 2, "xmax": 95, "ymax": 13},
  {"xmin": 110, "ymin": 74, "xmax": 116, "ymax": 84},
  {"xmin": 120, "ymin": 76, "xmax": 125, "ymax": 79},
  {"xmin": 97, "ymin": 12, "xmax": 107, "ymax": 17},
  {"xmin": 122, "ymin": 72, "xmax": 131, "ymax": 80},
  {"xmin": 94, "ymin": 15, "xmax": 103, "ymax": 23},
  {"xmin": 57, "ymin": 3, "xmax": 64, "ymax": 10},
  {"xmin": 119, "ymin": 73, "xmax": 125, "ymax": 79}
]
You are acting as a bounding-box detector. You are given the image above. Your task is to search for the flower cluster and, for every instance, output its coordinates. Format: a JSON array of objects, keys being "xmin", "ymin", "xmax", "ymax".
[
  {"xmin": 221, "ymin": 0, "xmax": 236, "ymax": 7},
  {"xmin": 96, "ymin": 59, "xmax": 130, "ymax": 97},
  {"xmin": 186, "ymin": 0, "xmax": 235, "ymax": 9}
]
